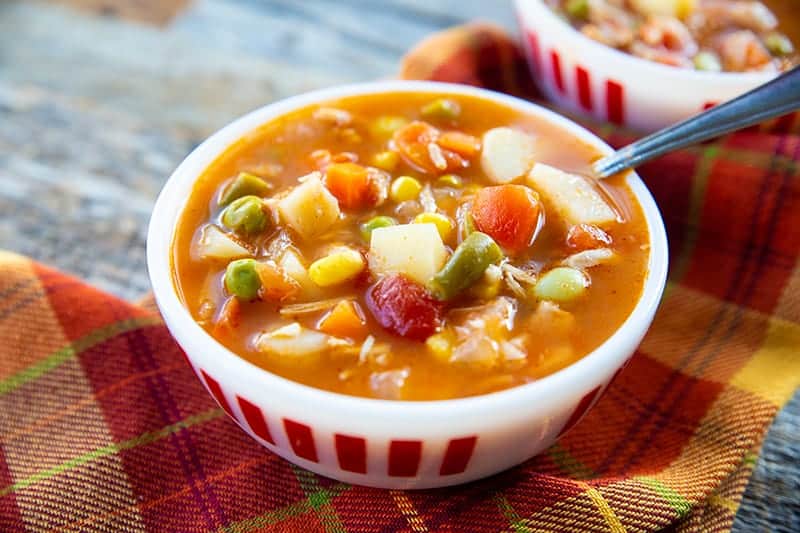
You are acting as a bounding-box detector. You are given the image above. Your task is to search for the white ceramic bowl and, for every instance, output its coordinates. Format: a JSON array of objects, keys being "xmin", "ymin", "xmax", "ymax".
[
  {"xmin": 147, "ymin": 80, "xmax": 668, "ymax": 489},
  {"xmin": 514, "ymin": 0, "xmax": 776, "ymax": 132}
]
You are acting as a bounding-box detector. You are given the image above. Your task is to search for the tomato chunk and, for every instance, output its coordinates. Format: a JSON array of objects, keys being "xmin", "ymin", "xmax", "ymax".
[
  {"xmin": 366, "ymin": 274, "xmax": 443, "ymax": 341},
  {"xmin": 324, "ymin": 162, "xmax": 372, "ymax": 209},
  {"xmin": 393, "ymin": 121, "xmax": 466, "ymax": 174},
  {"xmin": 566, "ymin": 223, "xmax": 612, "ymax": 250},
  {"xmin": 470, "ymin": 185, "xmax": 541, "ymax": 254}
]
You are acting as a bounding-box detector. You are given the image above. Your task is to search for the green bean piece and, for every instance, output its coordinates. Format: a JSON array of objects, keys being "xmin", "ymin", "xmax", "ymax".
[
  {"xmin": 221, "ymin": 195, "xmax": 269, "ymax": 236},
  {"xmin": 764, "ymin": 33, "xmax": 794, "ymax": 56},
  {"xmin": 360, "ymin": 216, "xmax": 397, "ymax": 242},
  {"xmin": 693, "ymin": 51, "xmax": 722, "ymax": 72},
  {"xmin": 430, "ymin": 232, "xmax": 504, "ymax": 300},
  {"xmin": 533, "ymin": 267, "xmax": 588, "ymax": 303},
  {"xmin": 565, "ymin": 0, "xmax": 589, "ymax": 19},
  {"xmin": 219, "ymin": 172, "xmax": 272, "ymax": 206},
  {"xmin": 224, "ymin": 259, "xmax": 262, "ymax": 300},
  {"xmin": 421, "ymin": 98, "xmax": 461, "ymax": 121}
]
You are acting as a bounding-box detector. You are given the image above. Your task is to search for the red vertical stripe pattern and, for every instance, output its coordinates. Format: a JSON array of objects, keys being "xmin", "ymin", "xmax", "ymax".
[
  {"xmin": 388, "ymin": 440, "xmax": 423, "ymax": 477},
  {"xmin": 236, "ymin": 396, "xmax": 274, "ymax": 444},
  {"xmin": 550, "ymin": 51, "xmax": 565, "ymax": 93},
  {"xmin": 439, "ymin": 436, "xmax": 478, "ymax": 475},
  {"xmin": 200, "ymin": 370, "xmax": 234, "ymax": 417},
  {"xmin": 606, "ymin": 80, "xmax": 625, "ymax": 125},
  {"xmin": 576, "ymin": 66, "xmax": 593, "ymax": 111},
  {"xmin": 283, "ymin": 419, "xmax": 318, "ymax": 462},
  {"xmin": 335, "ymin": 434, "xmax": 367, "ymax": 474},
  {"xmin": 558, "ymin": 386, "xmax": 603, "ymax": 437}
]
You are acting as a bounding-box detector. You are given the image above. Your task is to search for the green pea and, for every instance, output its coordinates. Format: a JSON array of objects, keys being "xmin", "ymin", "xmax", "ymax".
[
  {"xmin": 224, "ymin": 259, "xmax": 262, "ymax": 300},
  {"xmin": 221, "ymin": 195, "xmax": 268, "ymax": 236},
  {"xmin": 565, "ymin": 0, "xmax": 589, "ymax": 19},
  {"xmin": 430, "ymin": 232, "xmax": 504, "ymax": 300},
  {"xmin": 421, "ymin": 98, "xmax": 460, "ymax": 121},
  {"xmin": 533, "ymin": 267, "xmax": 588, "ymax": 303},
  {"xmin": 764, "ymin": 33, "xmax": 794, "ymax": 57},
  {"xmin": 360, "ymin": 216, "xmax": 397, "ymax": 242},
  {"xmin": 693, "ymin": 51, "xmax": 722, "ymax": 72},
  {"xmin": 219, "ymin": 172, "xmax": 272, "ymax": 206}
]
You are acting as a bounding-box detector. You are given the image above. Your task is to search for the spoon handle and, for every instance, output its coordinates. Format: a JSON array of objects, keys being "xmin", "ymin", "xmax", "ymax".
[{"xmin": 593, "ymin": 66, "xmax": 800, "ymax": 178}]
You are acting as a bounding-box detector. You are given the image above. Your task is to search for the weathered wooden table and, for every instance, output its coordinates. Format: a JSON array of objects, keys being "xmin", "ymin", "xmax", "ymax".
[{"xmin": 0, "ymin": 1, "xmax": 796, "ymax": 530}]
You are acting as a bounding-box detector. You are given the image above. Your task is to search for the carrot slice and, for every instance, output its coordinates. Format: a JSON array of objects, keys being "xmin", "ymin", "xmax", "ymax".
[
  {"xmin": 324, "ymin": 162, "xmax": 372, "ymax": 209},
  {"xmin": 393, "ymin": 121, "xmax": 466, "ymax": 174},
  {"xmin": 212, "ymin": 296, "xmax": 241, "ymax": 339},
  {"xmin": 470, "ymin": 185, "xmax": 541, "ymax": 254},
  {"xmin": 318, "ymin": 300, "xmax": 367, "ymax": 340},
  {"xmin": 437, "ymin": 131, "xmax": 481, "ymax": 158}
]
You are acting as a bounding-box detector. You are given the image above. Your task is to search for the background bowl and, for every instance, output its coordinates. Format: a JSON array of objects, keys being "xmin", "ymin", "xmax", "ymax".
[
  {"xmin": 147, "ymin": 80, "xmax": 669, "ymax": 489},
  {"xmin": 513, "ymin": 0, "xmax": 777, "ymax": 132}
]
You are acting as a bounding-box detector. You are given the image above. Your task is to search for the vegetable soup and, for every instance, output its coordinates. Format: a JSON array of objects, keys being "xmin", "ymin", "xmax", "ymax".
[
  {"xmin": 548, "ymin": 0, "xmax": 799, "ymax": 72},
  {"xmin": 172, "ymin": 92, "xmax": 650, "ymax": 400}
]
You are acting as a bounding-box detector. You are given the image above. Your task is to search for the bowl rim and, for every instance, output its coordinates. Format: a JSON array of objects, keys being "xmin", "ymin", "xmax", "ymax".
[
  {"xmin": 514, "ymin": 0, "xmax": 777, "ymax": 84},
  {"xmin": 146, "ymin": 80, "xmax": 668, "ymax": 417}
]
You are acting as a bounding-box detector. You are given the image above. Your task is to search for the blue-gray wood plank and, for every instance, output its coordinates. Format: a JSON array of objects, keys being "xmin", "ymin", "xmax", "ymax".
[{"xmin": 0, "ymin": 1, "xmax": 795, "ymax": 530}]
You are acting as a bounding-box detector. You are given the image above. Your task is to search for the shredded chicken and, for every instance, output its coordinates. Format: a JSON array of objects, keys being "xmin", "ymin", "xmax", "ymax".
[
  {"xmin": 562, "ymin": 248, "xmax": 616, "ymax": 269},
  {"xmin": 279, "ymin": 298, "xmax": 352, "ymax": 315},
  {"xmin": 255, "ymin": 322, "xmax": 351, "ymax": 360},
  {"xmin": 370, "ymin": 368, "xmax": 410, "ymax": 400},
  {"xmin": 312, "ymin": 107, "xmax": 353, "ymax": 127},
  {"xmin": 447, "ymin": 297, "xmax": 520, "ymax": 369},
  {"xmin": 419, "ymin": 184, "xmax": 438, "ymax": 213}
]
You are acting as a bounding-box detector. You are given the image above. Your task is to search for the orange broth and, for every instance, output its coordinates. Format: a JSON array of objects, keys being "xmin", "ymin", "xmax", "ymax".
[{"xmin": 172, "ymin": 92, "xmax": 649, "ymax": 400}]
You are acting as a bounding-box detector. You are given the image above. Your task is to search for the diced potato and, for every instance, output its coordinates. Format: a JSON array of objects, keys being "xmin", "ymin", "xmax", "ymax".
[
  {"xmin": 277, "ymin": 172, "xmax": 341, "ymax": 240},
  {"xmin": 526, "ymin": 163, "xmax": 616, "ymax": 226},
  {"xmin": 368, "ymin": 223, "xmax": 448, "ymax": 285},
  {"xmin": 278, "ymin": 249, "xmax": 322, "ymax": 299},
  {"xmin": 480, "ymin": 127, "xmax": 537, "ymax": 184},
  {"xmin": 630, "ymin": 0, "xmax": 695, "ymax": 18},
  {"xmin": 194, "ymin": 225, "xmax": 252, "ymax": 260},
  {"xmin": 255, "ymin": 323, "xmax": 348, "ymax": 364}
]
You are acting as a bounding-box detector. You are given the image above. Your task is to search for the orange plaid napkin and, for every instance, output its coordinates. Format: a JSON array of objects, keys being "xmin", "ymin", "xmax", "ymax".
[{"xmin": 1, "ymin": 23, "xmax": 799, "ymax": 532}]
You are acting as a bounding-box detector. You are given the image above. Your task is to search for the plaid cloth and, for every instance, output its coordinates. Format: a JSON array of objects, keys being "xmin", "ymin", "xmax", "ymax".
[{"xmin": 2, "ymin": 24, "xmax": 799, "ymax": 533}]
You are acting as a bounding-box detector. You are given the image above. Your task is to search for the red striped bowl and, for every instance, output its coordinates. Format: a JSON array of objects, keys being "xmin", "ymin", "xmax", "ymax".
[
  {"xmin": 147, "ymin": 81, "xmax": 669, "ymax": 488},
  {"xmin": 514, "ymin": 0, "xmax": 777, "ymax": 132}
]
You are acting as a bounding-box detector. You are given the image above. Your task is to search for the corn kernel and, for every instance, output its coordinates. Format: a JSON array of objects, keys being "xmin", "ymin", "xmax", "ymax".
[
  {"xmin": 413, "ymin": 212, "xmax": 454, "ymax": 241},
  {"xmin": 390, "ymin": 176, "xmax": 422, "ymax": 202},
  {"xmin": 372, "ymin": 150, "xmax": 400, "ymax": 171},
  {"xmin": 436, "ymin": 174, "xmax": 463, "ymax": 188},
  {"xmin": 463, "ymin": 183, "xmax": 482, "ymax": 196},
  {"xmin": 470, "ymin": 264, "xmax": 503, "ymax": 299},
  {"xmin": 426, "ymin": 331, "xmax": 454, "ymax": 364},
  {"xmin": 308, "ymin": 248, "xmax": 365, "ymax": 287},
  {"xmin": 371, "ymin": 115, "xmax": 408, "ymax": 139}
]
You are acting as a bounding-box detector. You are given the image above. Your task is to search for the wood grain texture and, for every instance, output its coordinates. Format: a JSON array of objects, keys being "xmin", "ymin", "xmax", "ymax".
[
  {"xmin": 0, "ymin": 1, "xmax": 795, "ymax": 530},
  {"xmin": 49, "ymin": 0, "xmax": 191, "ymax": 24}
]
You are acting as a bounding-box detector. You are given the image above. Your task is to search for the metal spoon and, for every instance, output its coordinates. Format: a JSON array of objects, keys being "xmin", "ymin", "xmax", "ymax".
[{"xmin": 593, "ymin": 65, "xmax": 800, "ymax": 179}]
